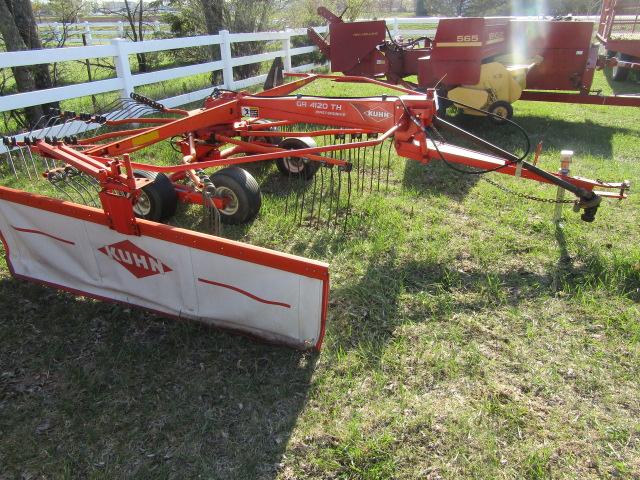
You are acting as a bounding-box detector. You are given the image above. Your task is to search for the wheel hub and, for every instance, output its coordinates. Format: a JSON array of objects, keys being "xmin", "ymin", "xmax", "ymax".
[
  {"xmin": 133, "ymin": 191, "xmax": 151, "ymax": 216},
  {"xmin": 216, "ymin": 186, "xmax": 239, "ymax": 215}
]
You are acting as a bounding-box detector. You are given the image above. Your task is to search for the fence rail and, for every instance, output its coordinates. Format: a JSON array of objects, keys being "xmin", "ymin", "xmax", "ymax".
[
  {"xmin": 0, "ymin": 25, "xmax": 328, "ymax": 152},
  {"xmin": 36, "ymin": 15, "xmax": 601, "ymax": 45}
]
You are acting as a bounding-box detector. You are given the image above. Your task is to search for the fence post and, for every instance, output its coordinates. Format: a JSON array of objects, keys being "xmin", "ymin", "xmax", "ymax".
[
  {"xmin": 83, "ymin": 21, "xmax": 93, "ymax": 45},
  {"xmin": 112, "ymin": 38, "xmax": 134, "ymax": 99},
  {"xmin": 154, "ymin": 21, "xmax": 161, "ymax": 34},
  {"xmin": 283, "ymin": 29, "xmax": 292, "ymax": 72},
  {"xmin": 118, "ymin": 21, "xmax": 125, "ymax": 38},
  {"xmin": 393, "ymin": 17, "xmax": 399, "ymax": 37},
  {"xmin": 219, "ymin": 29, "xmax": 234, "ymax": 89}
]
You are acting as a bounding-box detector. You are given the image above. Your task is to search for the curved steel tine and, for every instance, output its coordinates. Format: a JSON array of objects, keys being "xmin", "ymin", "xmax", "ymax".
[
  {"xmin": 69, "ymin": 171, "xmax": 99, "ymax": 206},
  {"xmin": 335, "ymin": 162, "xmax": 342, "ymax": 227},
  {"xmin": 343, "ymin": 168, "xmax": 352, "ymax": 233},
  {"xmin": 317, "ymin": 164, "xmax": 325, "ymax": 228},
  {"xmin": 309, "ymin": 164, "xmax": 318, "ymax": 225},
  {"xmin": 385, "ymin": 139, "xmax": 393, "ymax": 192},
  {"xmin": 48, "ymin": 172, "xmax": 75, "ymax": 203},
  {"xmin": 17, "ymin": 147, "xmax": 32, "ymax": 180},
  {"xmin": 298, "ymin": 171, "xmax": 306, "ymax": 226},
  {"xmin": 5, "ymin": 150, "xmax": 18, "ymax": 178},
  {"xmin": 284, "ymin": 162, "xmax": 291, "ymax": 217},
  {"xmin": 327, "ymin": 166, "xmax": 334, "ymax": 227},
  {"xmin": 24, "ymin": 147, "xmax": 39, "ymax": 177},
  {"xmin": 41, "ymin": 115, "xmax": 63, "ymax": 139},
  {"xmin": 63, "ymin": 173, "xmax": 91, "ymax": 205}
]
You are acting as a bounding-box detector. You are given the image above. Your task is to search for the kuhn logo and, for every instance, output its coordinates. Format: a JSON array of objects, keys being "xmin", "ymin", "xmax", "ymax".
[
  {"xmin": 364, "ymin": 107, "xmax": 391, "ymax": 122},
  {"xmin": 98, "ymin": 240, "xmax": 172, "ymax": 278}
]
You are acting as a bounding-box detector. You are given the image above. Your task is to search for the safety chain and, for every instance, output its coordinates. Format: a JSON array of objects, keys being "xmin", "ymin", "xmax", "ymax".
[
  {"xmin": 482, "ymin": 176, "xmax": 575, "ymax": 204},
  {"xmin": 195, "ymin": 168, "xmax": 222, "ymax": 234}
]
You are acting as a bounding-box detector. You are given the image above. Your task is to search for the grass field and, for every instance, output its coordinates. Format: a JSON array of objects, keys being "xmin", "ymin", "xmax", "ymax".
[{"xmin": 0, "ymin": 70, "xmax": 639, "ymax": 479}]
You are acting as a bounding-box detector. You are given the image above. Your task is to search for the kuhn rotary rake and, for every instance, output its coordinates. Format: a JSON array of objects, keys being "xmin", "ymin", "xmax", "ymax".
[{"xmin": 0, "ymin": 74, "xmax": 631, "ymax": 349}]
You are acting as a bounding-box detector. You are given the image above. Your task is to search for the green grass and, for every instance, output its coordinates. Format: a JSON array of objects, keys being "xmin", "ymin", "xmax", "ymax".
[{"xmin": 1, "ymin": 70, "xmax": 639, "ymax": 479}]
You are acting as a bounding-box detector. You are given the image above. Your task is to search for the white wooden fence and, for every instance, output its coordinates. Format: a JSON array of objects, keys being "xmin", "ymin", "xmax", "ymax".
[
  {"xmin": 37, "ymin": 15, "xmax": 601, "ymax": 45},
  {"xmin": 0, "ymin": 26, "xmax": 327, "ymax": 153},
  {"xmin": 37, "ymin": 21, "xmax": 169, "ymax": 45},
  {"xmin": 0, "ymin": 27, "xmax": 326, "ymax": 113}
]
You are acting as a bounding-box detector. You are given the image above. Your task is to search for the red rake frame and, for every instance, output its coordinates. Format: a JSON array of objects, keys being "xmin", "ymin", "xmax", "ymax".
[{"xmin": 3, "ymin": 73, "xmax": 630, "ymax": 235}]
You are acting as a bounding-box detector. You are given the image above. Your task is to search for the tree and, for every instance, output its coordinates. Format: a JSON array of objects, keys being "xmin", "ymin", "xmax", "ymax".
[
  {"xmin": 416, "ymin": 0, "xmax": 428, "ymax": 16},
  {"xmin": 0, "ymin": 0, "xmax": 56, "ymax": 127},
  {"xmin": 104, "ymin": 0, "xmax": 162, "ymax": 73}
]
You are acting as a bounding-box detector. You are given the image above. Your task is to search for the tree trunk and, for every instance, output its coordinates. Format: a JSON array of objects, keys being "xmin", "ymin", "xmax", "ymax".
[
  {"xmin": 0, "ymin": 0, "xmax": 45, "ymax": 126},
  {"xmin": 6, "ymin": 0, "xmax": 55, "ymax": 93},
  {"xmin": 200, "ymin": 0, "xmax": 224, "ymax": 35},
  {"xmin": 415, "ymin": 0, "xmax": 428, "ymax": 16},
  {"xmin": 199, "ymin": 0, "xmax": 224, "ymax": 61}
]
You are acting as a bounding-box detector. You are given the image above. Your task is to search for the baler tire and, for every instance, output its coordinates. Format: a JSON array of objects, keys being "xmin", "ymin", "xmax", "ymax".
[
  {"xmin": 132, "ymin": 170, "xmax": 178, "ymax": 221},
  {"xmin": 487, "ymin": 101, "xmax": 513, "ymax": 125},
  {"xmin": 276, "ymin": 137, "xmax": 320, "ymax": 180},
  {"xmin": 210, "ymin": 167, "xmax": 261, "ymax": 224},
  {"xmin": 612, "ymin": 52, "xmax": 630, "ymax": 82}
]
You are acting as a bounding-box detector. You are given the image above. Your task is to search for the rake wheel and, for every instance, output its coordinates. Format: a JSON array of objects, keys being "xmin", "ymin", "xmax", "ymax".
[
  {"xmin": 132, "ymin": 170, "xmax": 178, "ymax": 221},
  {"xmin": 210, "ymin": 167, "xmax": 262, "ymax": 224},
  {"xmin": 276, "ymin": 137, "xmax": 319, "ymax": 180}
]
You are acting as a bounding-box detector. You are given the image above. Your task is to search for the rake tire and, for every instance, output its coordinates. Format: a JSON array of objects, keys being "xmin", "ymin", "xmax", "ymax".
[
  {"xmin": 133, "ymin": 170, "xmax": 178, "ymax": 222},
  {"xmin": 210, "ymin": 167, "xmax": 261, "ymax": 225},
  {"xmin": 276, "ymin": 137, "xmax": 319, "ymax": 180}
]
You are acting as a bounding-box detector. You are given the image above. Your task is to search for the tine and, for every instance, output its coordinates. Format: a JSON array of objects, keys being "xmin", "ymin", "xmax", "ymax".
[
  {"xmin": 343, "ymin": 168, "xmax": 352, "ymax": 233},
  {"xmin": 284, "ymin": 166, "xmax": 291, "ymax": 217},
  {"xmin": 297, "ymin": 172, "xmax": 304, "ymax": 226},
  {"xmin": 317, "ymin": 165, "xmax": 325, "ymax": 227},
  {"xmin": 360, "ymin": 147, "xmax": 364, "ymax": 193},
  {"xmin": 309, "ymin": 165, "xmax": 318, "ymax": 225},
  {"xmin": 17, "ymin": 148, "xmax": 32, "ymax": 180},
  {"xmin": 69, "ymin": 171, "xmax": 99, "ymax": 206},
  {"xmin": 25, "ymin": 147, "xmax": 39, "ymax": 178},
  {"xmin": 41, "ymin": 116, "xmax": 62, "ymax": 138},
  {"xmin": 48, "ymin": 172, "xmax": 75, "ymax": 203},
  {"xmin": 327, "ymin": 166, "xmax": 334, "ymax": 226},
  {"xmin": 370, "ymin": 142, "xmax": 377, "ymax": 193},
  {"xmin": 335, "ymin": 164, "xmax": 342, "ymax": 227},
  {"xmin": 376, "ymin": 140, "xmax": 383, "ymax": 192},
  {"xmin": 6, "ymin": 149, "xmax": 19, "ymax": 179},
  {"xmin": 386, "ymin": 140, "xmax": 393, "ymax": 192},
  {"xmin": 62, "ymin": 172, "xmax": 90, "ymax": 204},
  {"xmin": 294, "ymin": 170, "xmax": 302, "ymax": 224}
]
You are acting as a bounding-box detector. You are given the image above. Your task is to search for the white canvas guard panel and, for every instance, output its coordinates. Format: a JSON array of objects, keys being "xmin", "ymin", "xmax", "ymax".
[{"xmin": 0, "ymin": 194, "xmax": 328, "ymax": 349}]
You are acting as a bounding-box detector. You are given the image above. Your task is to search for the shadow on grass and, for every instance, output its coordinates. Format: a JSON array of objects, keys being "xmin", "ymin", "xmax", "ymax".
[
  {"xmin": 0, "ymin": 277, "xmax": 316, "ymax": 479},
  {"xmin": 329, "ymin": 237, "xmax": 640, "ymax": 358}
]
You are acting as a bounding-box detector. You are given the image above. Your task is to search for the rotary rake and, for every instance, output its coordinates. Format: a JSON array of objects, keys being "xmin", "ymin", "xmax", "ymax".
[
  {"xmin": 1, "ymin": 73, "xmax": 630, "ymax": 233},
  {"xmin": 0, "ymin": 73, "xmax": 631, "ymax": 349}
]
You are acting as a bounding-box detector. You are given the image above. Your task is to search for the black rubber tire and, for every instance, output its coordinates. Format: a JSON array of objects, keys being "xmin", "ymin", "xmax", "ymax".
[
  {"xmin": 132, "ymin": 170, "xmax": 178, "ymax": 221},
  {"xmin": 210, "ymin": 167, "xmax": 261, "ymax": 224},
  {"xmin": 487, "ymin": 100, "xmax": 514, "ymax": 125},
  {"xmin": 612, "ymin": 52, "xmax": 631, "ymax": 82},
  {"xmin": 276, "ymin": 137, "xmax": 319, "ymax": 180}
]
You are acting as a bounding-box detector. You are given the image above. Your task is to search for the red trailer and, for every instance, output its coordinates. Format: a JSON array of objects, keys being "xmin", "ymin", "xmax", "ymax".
[
  {"xmin": 308, "ymin": 7, "xmax": 640, "ymax": 121},
  {"xmin": 597, "ymin": 0, "xmax": 640, "ymax": 81}
]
